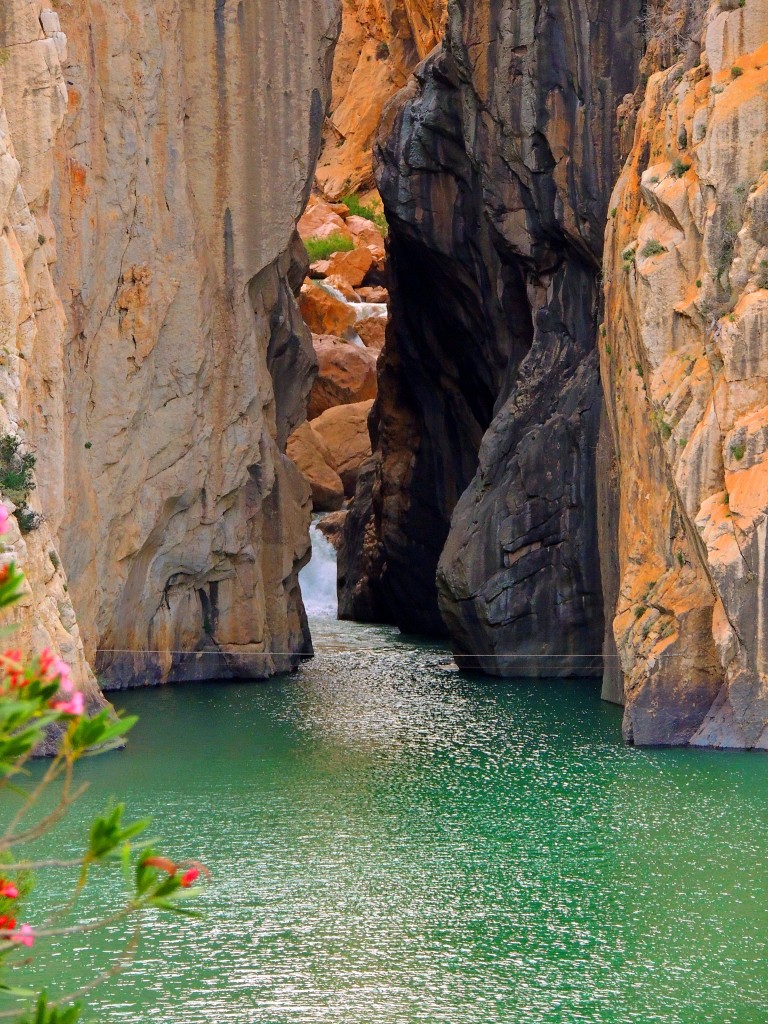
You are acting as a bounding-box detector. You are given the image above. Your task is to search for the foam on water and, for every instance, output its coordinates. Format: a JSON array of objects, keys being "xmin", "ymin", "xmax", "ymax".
[{"xmin": 299, "ymin": 516, "xmax": 339, "ymax": 619}]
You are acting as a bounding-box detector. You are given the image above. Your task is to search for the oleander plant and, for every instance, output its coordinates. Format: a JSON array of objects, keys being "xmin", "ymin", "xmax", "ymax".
[{"xmin": 0, "ymin": 505, "xmax": 206, "ymax": 1023}]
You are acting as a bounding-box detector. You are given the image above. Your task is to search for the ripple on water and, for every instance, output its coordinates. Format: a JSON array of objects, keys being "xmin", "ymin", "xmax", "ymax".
[{"xmin": 19, "ymin": 620, "xmax": 768, "ymax": 1024}]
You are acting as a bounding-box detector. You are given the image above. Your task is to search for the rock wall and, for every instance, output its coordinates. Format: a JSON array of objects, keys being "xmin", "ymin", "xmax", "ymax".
[
  {"xmin": 341, "ymin": 0, "xmax": 643, "ymax": 665},
  {"xmin": 316, "ymin": 0, "xmax": 446, "ymax": 197},
  {"xmin": 0, "ymin": 4, "xmax": 105, "ymax": 711},
  {"xmin": 602, "ymin": 0, "xmax": 768, "ymax": 746},
  {"xmin": 2, "ymin": 0, "xmax": 341, "ymax": 689}
]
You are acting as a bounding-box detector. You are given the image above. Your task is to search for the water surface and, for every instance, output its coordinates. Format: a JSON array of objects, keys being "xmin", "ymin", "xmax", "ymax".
[{"xmin": 21, "ymin": 619, "xmax": 768, "ymax": 1024}]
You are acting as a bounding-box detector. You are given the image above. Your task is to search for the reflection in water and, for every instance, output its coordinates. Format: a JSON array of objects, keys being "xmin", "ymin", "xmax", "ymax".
[{"xmin": 22, "ymin": 619, "xmax": 768, "ymax": 1024}]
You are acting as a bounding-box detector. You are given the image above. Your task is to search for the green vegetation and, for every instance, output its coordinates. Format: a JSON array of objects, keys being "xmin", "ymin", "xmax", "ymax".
[
  {"xmin": 376, "ymin": 41, "xmax": 390, "ymax": 61},
  {"xmin": 641, "ymin": 238, "xmax": 667, "ymax": 258},
  {"xmin": 716, "ymin": 216, "xmax": 739, "ymax": 277},
  {"xmin": 634, "ymin": 605, "xmax": 647, "ymax": 619},
  {"xmin": 731, "ymin": 442, "xmax": 746, "ymax": 461},
  {"xmin": 731, "ymin": 66, "xmax": 744, "ymax": 78},
  {"xmin": 670, "ymin": 157, "xmax": 691, "ymax": 178},
  {"xmin": 341, "ymin": 193, "xmax": 388, "ymax": 233},
  {"xmin": 0, "ymin": 434, "xmax": 41, "ymax": 533},
  {"xmin": 0, "ymin": 558, "xmax": 206, "ymax": 1022},
  {"xmin": 304, "ymin": 233, "xmax": 355, "ymax": 263},
  {"xmin": 757, "ymin": 259, "xmax": 768, "ymax": 290},
  {"xmin": 49, "ymin": 550, "xmax": 60, "ymax": 571}
]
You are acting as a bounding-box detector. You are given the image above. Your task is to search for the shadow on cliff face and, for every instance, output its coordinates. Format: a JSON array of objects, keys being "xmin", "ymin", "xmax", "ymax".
[{"xmin": 339, "ymin": 0, "xmax": 644, "ymax": 676}]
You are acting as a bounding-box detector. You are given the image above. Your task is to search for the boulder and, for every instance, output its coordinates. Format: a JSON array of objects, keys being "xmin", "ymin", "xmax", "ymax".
[
  {"xmin": 308, "ymin": 335, "xmax": 378, "ymax": 420},
  {"xmin": 286, "ymin": 421, "xmax": 345, "ymax": 512},
  {"xmin": 315, "ymin": 510, "xmax": 349, "ymax": 550},
  {"xmin": 311, "ymin": 400, "xmax": 375, "ymax": 497},
  {"xmin": 325, "ymin": 246, "xmax": 374, "ymax": 288},
  {"xmin": 309, "ymin": 259, "xmax": 330, "ymax": 278},
  {"xmin": 298, "ymin": 195, "xmax": 351, "ymax": 242},
  {"xmin": 346, "ymin": 215, "xmax": 386, "ymax": 250},
  {"xmin": 324, "ymin": 274, "xmax": 360, "ymax": 303},
  {"xmin": 356, "ymin": 286, "xmax": 388, "ymax": 303},
  {"xmin": 363, "ymin": 245, "xmax": 388, "ymax": 286},
  {"xmin": 299, "ymin": 279, "xmax": 357, "ymax": 336},
  {"xmin": 356, "ymin": 316, "xmax": 387, "ymax": 351}
]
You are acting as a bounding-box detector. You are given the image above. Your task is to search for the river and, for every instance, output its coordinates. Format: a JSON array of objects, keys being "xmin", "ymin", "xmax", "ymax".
[{"xmin": 20, "ymin": 527, "xmax": 768, "ymax": 1023}]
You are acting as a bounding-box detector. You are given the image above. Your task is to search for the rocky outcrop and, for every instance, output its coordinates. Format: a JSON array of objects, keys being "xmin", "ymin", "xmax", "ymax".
[
  {"xmin": 288, "ymin": 400, "xmax": 374, "ymax": 511},
  {"xmin": 316, "ymin": 0, "xmax": 447, "ymax": 197},
  {"xmin": 602, "ymin": 0, "xmax": 768, "ymax": 746},
  {"xmin": 1, "ymin": 0, "xmax": 341, "ymax": 689},
  {"xmin": 287, "ymin": 421, "xmax": 345, "ymax": 512},
  {"xmin": 0, "ymin": 4, "xmax": 107, "ymax": 712},
  {"xmin": 308, "ymin": 334, "xmax": 378, "ymax": 420},
  {"xmin": 342, "ymin": 0, "xmax": 643, "ymax": 656}
]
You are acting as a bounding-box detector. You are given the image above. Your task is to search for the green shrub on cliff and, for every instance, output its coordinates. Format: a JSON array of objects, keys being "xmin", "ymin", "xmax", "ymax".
[
  {"xmin": 304, "ymin": 234, "xmax": 355, "ymax": 263},
  {"xmin": 0, "ymin": 434, "xmax": 41, "ymax": 534}
]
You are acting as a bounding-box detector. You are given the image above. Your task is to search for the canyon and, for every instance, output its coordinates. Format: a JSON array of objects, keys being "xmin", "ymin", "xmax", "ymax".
[
  {"xmin": 0, "ymin": 0, "xmax": 340, "ymax": 688},
  {"xmin": 0, "ymin": 0, "xmax": 767, "ymax": 748}
]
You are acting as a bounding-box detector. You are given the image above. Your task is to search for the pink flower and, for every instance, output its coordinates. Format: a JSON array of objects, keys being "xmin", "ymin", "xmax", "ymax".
[
  {"xmin": 180, "ymin": 868, "xmax": 200, "ymax": 888},
  {"xmin": 0, "ymin": 881, "xmax": 18, "ymax": 899},
  {"xmin": 0, "ymin": 506, "xmax": 9, "ymax": 535},
  {"xmin": 11, "ymin": 924, "xmax": 34, "ymax": 948},
  {"xmin": 53, "ymin": 691, "xmax": 84, "ymax": 716},
  {"xmin": 40, "ymin": 649, "xmax": 74, "ymax": 694}
]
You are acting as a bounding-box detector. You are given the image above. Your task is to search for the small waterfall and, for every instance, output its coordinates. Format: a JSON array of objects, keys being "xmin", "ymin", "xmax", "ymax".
[{"xmin": 299, "ymin": 516, "xmax": 339, "ymax": 619}]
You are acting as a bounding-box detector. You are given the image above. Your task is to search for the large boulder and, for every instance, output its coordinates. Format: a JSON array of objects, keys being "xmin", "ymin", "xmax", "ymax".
[
  {"xmin": 287, "ymin": 422, "xmax": 345, "ymax": 512},
  {"xmin": 298, "ymin": 195, "xmax": 352, "ymax": 242},
  {"xmin": 346, "ymin": 215, "xmax": 386, "ymax": 250},
  {"xmin": 356, "ymin": 316, "xmax": 387, "ymax": 351},
  {"xmin": 299, "ymin": 279, "xmax": 357, "ymax": 336},
  {"xmin": 311, "ymin": 400, "xmax": 374, "ymax": 496},
  {"xmin": 308, "ymin": 335, "xmax": 378, "ymax": 420},
  {"xmin": 325, "ymin": 246, "xmax": 374, "ymax": 288}
]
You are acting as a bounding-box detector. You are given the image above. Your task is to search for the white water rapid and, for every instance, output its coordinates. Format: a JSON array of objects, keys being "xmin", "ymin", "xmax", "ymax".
[{"xmin": 299, "ymin": 516, "xmax": 339, "ymax": 618}]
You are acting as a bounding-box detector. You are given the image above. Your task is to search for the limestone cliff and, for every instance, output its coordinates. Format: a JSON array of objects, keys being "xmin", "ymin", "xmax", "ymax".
[
  {"xmin": 341, "ymin": 0, "xmax": 643, "ymax": 668},
  {"xmin": 0, "ymin": 7, "xmax": 105, "ymax": 711},
  {"xmin": 316, "ymin": 0, "xmax": 446, "ymax": 197},
  {"xmin": 602, "ymin": 0, "xmax": 768, "ymax": 746},
  {"xmin": 1, "ymin": 0, "xmax": 341, "ymax": 689}
]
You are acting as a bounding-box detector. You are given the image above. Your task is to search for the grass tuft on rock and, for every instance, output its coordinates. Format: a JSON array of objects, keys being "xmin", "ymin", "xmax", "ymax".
[
  {"xmin": 340, "ymin": 193, "xmax": 387, "ymax": 234},
  {"xmin": 304, "ymin": 234, "xmax": 355, "ymax": 263}
]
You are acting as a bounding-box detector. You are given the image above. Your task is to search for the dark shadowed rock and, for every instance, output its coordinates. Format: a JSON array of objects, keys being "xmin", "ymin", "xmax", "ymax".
[{"xmin": 342, "ymin": 0, "xmax": 643, "ymax": 664}]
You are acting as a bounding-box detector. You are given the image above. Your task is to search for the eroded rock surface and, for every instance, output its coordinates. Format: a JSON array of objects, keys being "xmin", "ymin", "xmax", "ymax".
[
  {"xmin": 316, "ymin": 0, "xmax": 447, "ymax": 197},
  {"xmin": 2, "ymin": 0, "xmax": 341, "ymax": 688},
  {"xmin": 602, "ymin": 0, "xmax": 768, "ymax": 746},
  {"xmin": 342, "ymin": 0, "xmax": 643, "ymax": 659},
  {"xmin": 0, "ymin": 5, "xmax": 106, "ymax": 711}
]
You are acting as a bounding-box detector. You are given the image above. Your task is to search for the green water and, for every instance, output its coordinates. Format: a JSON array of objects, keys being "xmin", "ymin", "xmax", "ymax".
[{"xmin": 16, "ymin": 620, "xmax": 768, "ymax": 1023}]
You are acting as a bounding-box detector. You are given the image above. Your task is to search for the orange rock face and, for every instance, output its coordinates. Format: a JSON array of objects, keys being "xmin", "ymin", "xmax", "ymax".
[
  {"xmin": 299, "ymin": 279, "xmax": 358, "ymax": 336},
  {"xmin": 325, "ymin": 246, "xmax": 374, "ymax": 288},
  {"xmin": 308, "ymin": 335, "xmax": 378, "ymax": 420},
  {"xmin": 287, "ymin": 422, "xmax": 345, "ymax": 512},
  {"xmin": 311, "ymin": 400, "xmax": 375, "ymax": 496},
  {"xmin": 316, "ymin": 0, "xmax": 447, "ymax": 197},
  {"xmin": 602, "ymin": 0, "xmax": 768, "ymax": 747}
]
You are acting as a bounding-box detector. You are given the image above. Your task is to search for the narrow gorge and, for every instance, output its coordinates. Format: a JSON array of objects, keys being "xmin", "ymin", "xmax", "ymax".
[
  {"xmin": 1, "ymin": 0, "xmax": 767, "ymax": 750},
  {"xmin": 2, "ymin": 0, "xmax": 768, "ymax": 1021}
]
